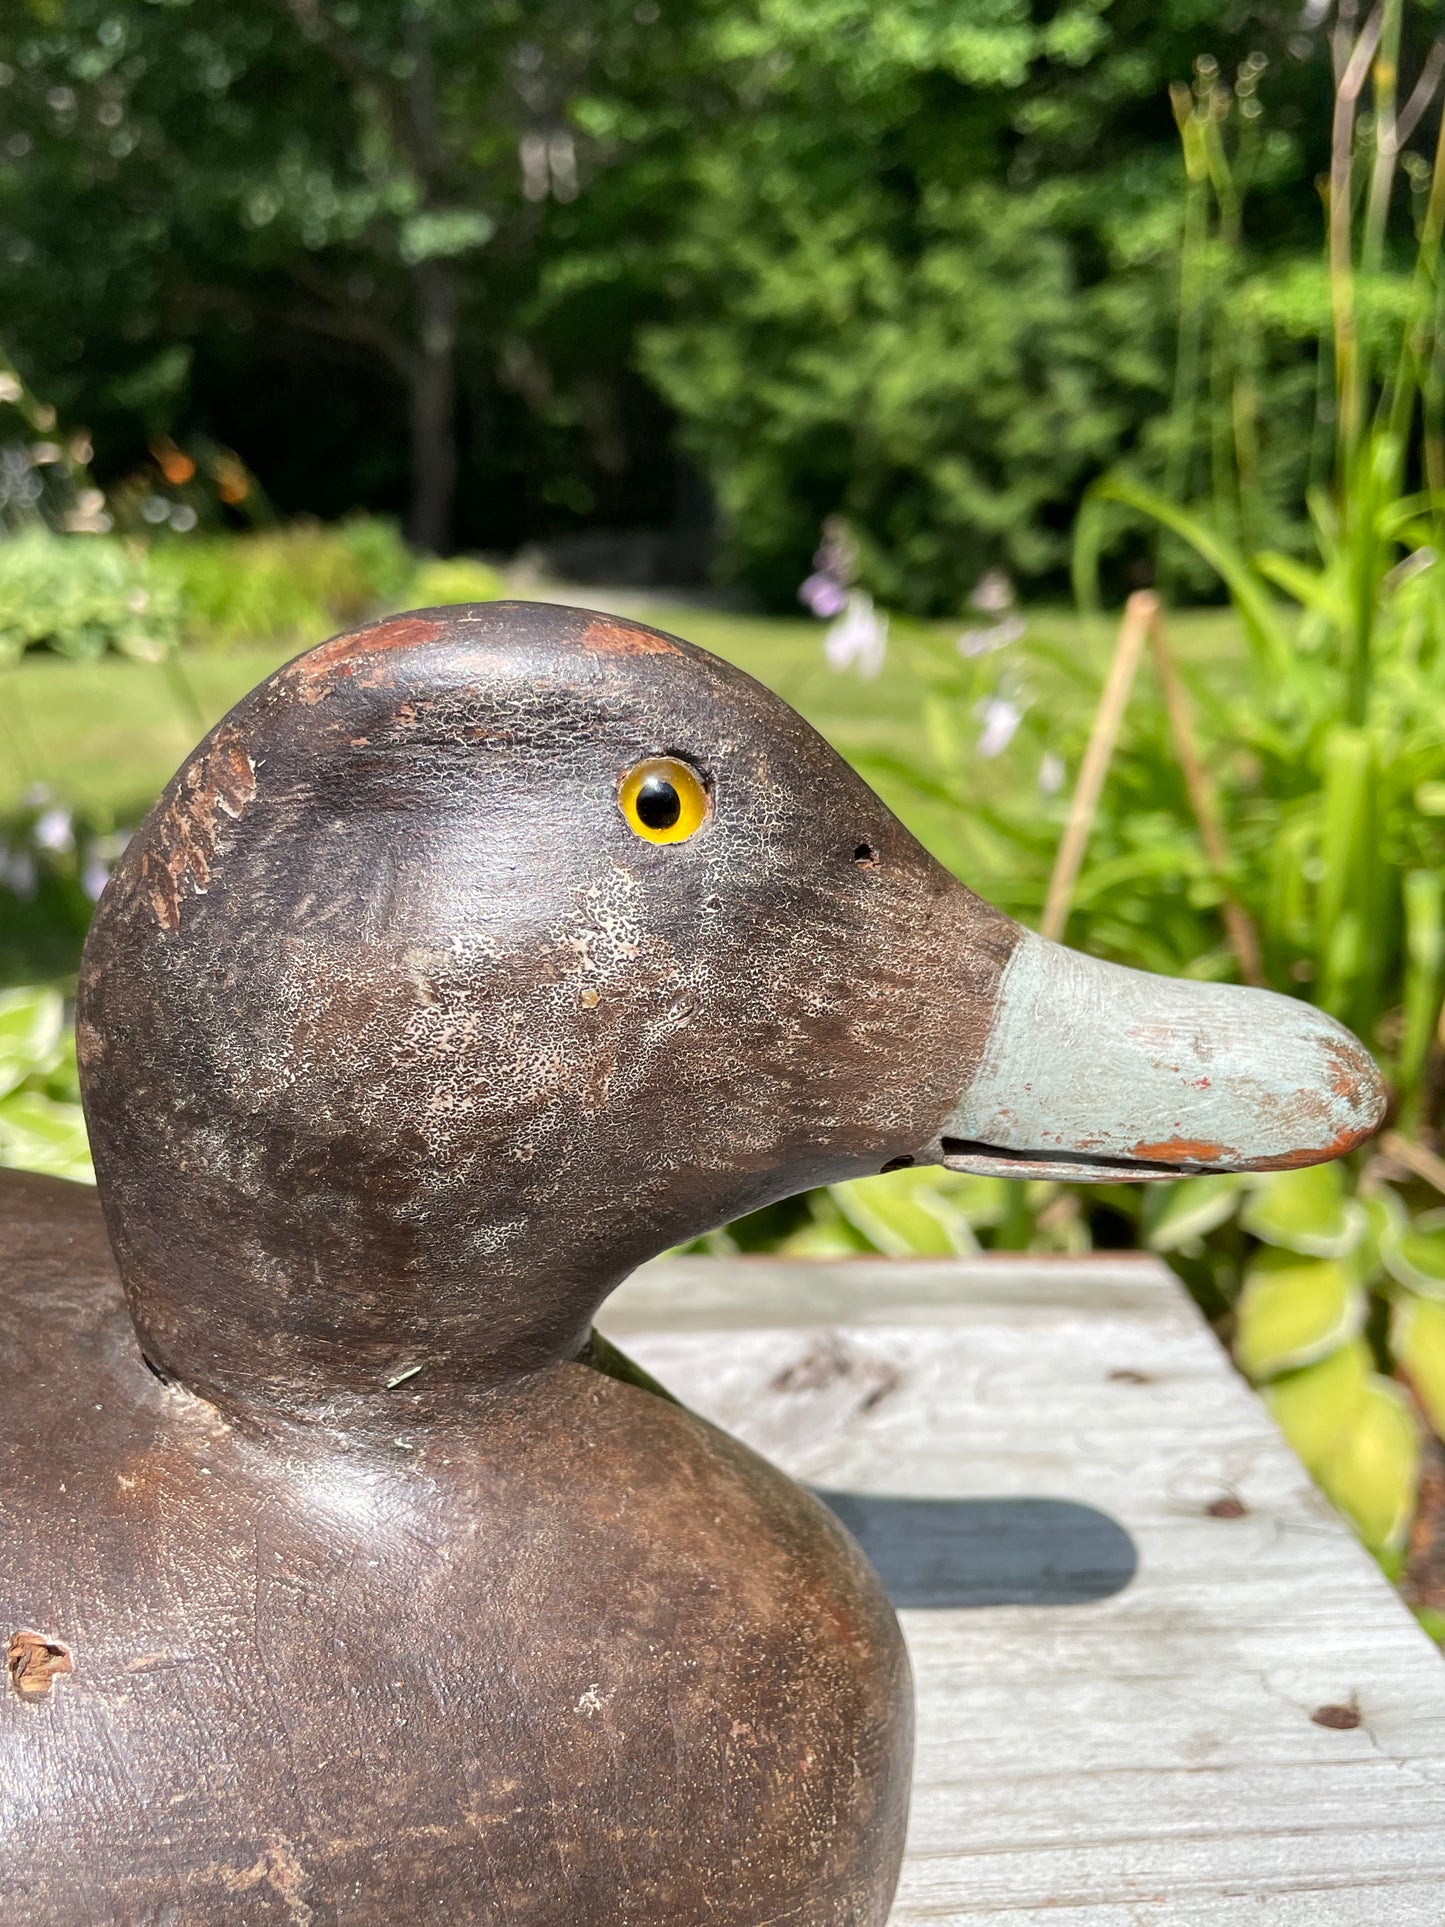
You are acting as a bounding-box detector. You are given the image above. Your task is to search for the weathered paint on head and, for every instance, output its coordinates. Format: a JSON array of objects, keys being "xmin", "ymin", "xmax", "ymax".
[
  {"xmin": 137, "ymin": 721, "xmax": 257, "ymax": 934},
  {"xmin": 579, "ymin": 614, "xmax": 682, "ymax": 657},
  {"xmin": 77, "ymin": 601, "xmax": 1014, "ymax": 1414},
  {"xmin": 283, "ymin": 611, "xmax": 451, "ymax": 701},
  {"xmin": 75, "ymin": 601, "xmax": 1384, "ymax": 1418}
]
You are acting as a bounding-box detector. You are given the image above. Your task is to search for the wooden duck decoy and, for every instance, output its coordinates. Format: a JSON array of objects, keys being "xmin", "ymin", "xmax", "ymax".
[{"xmin": 2, "ymin": 602, "xmax": 1383, "ymax": 1924}]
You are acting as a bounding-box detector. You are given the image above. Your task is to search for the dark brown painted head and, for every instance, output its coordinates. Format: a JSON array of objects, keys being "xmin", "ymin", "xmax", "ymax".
[{"xmin": 77, "ymin": 602, "xmax": 1384, "ymax": 1419}]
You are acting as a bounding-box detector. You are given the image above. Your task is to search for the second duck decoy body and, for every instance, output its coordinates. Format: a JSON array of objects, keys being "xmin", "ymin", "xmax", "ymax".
[{"xmin": 2, "ymin": 602, "xmax": 1383, "ymax": 1924}]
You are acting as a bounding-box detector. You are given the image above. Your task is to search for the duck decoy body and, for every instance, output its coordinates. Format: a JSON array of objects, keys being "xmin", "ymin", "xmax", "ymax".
[{"xmin": 2, "ymin": 601, "xmax": 1383, "ymax": 1924}]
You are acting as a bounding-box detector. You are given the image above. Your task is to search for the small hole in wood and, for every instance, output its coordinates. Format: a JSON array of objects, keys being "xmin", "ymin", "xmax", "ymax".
[
  {"xmin": 1311, "ymin": 1702, "xmax": 1361, "ymax": 1730},
  {"xmin": 1206, "ymin": 1495, "xmax": 1248, "ymax": 1519},
  {"xmin": 854, "ymin": 843, "xmax": 879, "ymax": 868}
]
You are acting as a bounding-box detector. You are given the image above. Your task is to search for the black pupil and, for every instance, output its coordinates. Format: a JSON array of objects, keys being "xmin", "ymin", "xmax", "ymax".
[{"xmin": 636, "ymin": 774, "xmax": 682, "ymax": 829}]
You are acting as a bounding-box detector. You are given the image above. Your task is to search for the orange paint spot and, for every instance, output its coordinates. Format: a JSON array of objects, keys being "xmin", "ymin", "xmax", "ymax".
[
  {"xmin": 1131, "ymin": 1136, "xmax": 1230, "ymax": 1164},
  {"xmin": 580, "ymin": 617, "xmax": 680, "ymax": 658},
  {"xmin": 1324, "ymin": 1042, "xmax": 1369, "ymax": 1103},
  {"xmin": 286, "ymin": 614, "xmax": 449, "ymax": 701},
  {"xmin": 1258, "ymin": 1122, "xmax": 1375, "ymax": 1169}
]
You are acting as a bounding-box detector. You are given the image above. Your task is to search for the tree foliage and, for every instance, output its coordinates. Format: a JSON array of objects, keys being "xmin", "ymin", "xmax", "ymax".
[
  {"xmin": 636, "ymin": 1, "xmax": 1347, "ymax": 609},
  {"xmin": 0, "ymin": 0, "xmax": 693, "ymax": 550},
  {"xmin": 0, "ymin": 1, "xmax": 1347, "ymax": 599}
]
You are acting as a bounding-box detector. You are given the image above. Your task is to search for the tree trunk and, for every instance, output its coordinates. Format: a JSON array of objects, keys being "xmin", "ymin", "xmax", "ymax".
[{"xmin": 406, "ymin": 259, "xmax": 459, "ymax": 554}]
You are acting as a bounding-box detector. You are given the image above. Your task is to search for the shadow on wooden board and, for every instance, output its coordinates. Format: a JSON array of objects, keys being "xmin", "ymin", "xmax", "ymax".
[{"xmin": 815, "ymin": 1493, "xmax": 1138, "ymax": 1609}]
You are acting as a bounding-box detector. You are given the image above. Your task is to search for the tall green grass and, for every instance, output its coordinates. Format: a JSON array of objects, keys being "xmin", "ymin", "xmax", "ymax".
[{"xmin": 1057, "ymin": 7, "xmax": 1445, "ymax": 1588}]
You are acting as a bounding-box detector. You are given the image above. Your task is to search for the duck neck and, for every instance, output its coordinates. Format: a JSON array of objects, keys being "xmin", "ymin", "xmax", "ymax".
[{"xmin": 103, "ymin": 1189, "xmax": 640, "ymax": 1427}]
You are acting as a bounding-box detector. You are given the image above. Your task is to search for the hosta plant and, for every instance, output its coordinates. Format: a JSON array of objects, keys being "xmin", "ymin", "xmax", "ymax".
[
  {"xmin": 1147, "ymin": 1162, "xmax": 1442, "ymax": 1562},
  {"xmin": 0, "ymin": 986, "xmax": 91, "ymax": 1185}
]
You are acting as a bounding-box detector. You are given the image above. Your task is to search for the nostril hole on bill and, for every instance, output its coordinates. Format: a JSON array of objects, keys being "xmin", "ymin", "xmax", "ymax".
[{"xmin": 854, "ymin": 843, "xmax": 879, "ymax": 868}]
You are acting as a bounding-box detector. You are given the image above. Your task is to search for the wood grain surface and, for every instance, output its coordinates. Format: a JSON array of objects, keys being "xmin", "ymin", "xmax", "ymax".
[{"xmin": 602, "ymin": 1255, "xmax": 1445, "ymax": 1925}]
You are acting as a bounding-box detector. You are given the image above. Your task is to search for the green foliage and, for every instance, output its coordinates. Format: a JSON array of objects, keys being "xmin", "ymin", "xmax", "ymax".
[
  {"xmin": 1239, "ymin": 1164, "xmax": 1365, "ymax": 1259},
  {"xmin": 0, "ymin": 519, "xmax": 501, "ymax": 670},
  {"xmin": 1235, "ymin": 1248, "xmax": 1365, "ymax": 1380},
  {"xmin": 1265, "ymin": 1341, "xmax": 1373, "ymax": 1475},
  {"xmin": 0, "ymin": 344, "xmax": 107, "ymax": 535},
  {"xmin": 1146, "ymin": 1173, "xmax": 1247, "ymax": 1249},
  {"xmin": 1068, "ymin": 8, "xmax": 1445, "ymax": 1077},
  {"xmin": 1383, "ymin": 1216, "xmax": 1445, "ymax": 1298},
  {"xmin": 828, "ymin": 1170, "xmax": 980, "ymax": 1259},
  {"xmin": 0, "ymin": 1, "xmax": 1336, "ymax": 586},
  {"xmin": 635, "ymin": 7, "xmax": 1334, "ymax": 609},
  {"xmin": 1314, "ymin": 1376, "xmax": 1420, "ymax": 1557},
  {"xmin": 762, "ymin": 16, "xmax": 1445, "ymax": 1589},
  {"xmin": 1073, "ymin": 460, "xmax": 1445, "ymax": 1066},
  {"xmin": 1140, "ymin": 1165, "xmax": 1430, "ymax": 1557},
  {"xmin": 641, "ymin": 175, "xmax": 1172, "ymax": 612},
  {"xmin": 686, "ymin": 1164, "xmax": 1087, "ymax": 1262},
  {"xmin": 0, "ymin": 794, "xmax": 124, "ymax": 986},
  {"xmin": 0, "ymin": 0, "xmax": 704, "ymax": 550},
  {"xmin": 0, "ymin": 986, "xmax": 91, "ymax": 1183},
  {"xmin": 1075, "ymin": 15, "xmax": 1445, "ymax": 1575},
  {"xmin": 0, "ymin": 527, "xmax": 181, "ymax": 662},
  {"xmin": 407, "ymin": 555, "xmax": 507, "ymax": 609},
  {"xmin": 148, "ymin": 519, "xmax": 416, "ymax": 651},
  {"xmin": 1394, "ymin": 1292, "xmax": 1445, "ymax": 1435}
]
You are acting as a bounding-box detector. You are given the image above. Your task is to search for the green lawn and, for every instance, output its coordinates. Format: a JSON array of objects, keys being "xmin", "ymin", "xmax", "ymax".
[{"xmin": 2, "ymin": 595, "xmax": 1247, "ymax": 888}]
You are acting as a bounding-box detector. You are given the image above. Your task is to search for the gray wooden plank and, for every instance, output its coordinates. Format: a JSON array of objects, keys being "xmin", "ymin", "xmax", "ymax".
[{"xmin": 599, "ymin": 1255, "xmax": 1445, "ymax": 1924}]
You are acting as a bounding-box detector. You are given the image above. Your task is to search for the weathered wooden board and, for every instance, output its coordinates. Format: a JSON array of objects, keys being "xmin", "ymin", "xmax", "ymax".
[{"xmin": 600, "ymin": 1255, "xmax": 1445, "ymax": 1925}]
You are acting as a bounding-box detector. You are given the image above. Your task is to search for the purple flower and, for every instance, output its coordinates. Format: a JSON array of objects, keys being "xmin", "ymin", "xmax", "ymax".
[
  {"xmin": 799, "ymin": 571, "xmax": 849, "ymax": 619},
  {"xmin": 974, "ymin": 694, "xmax": 1023, "ymax": 759},
  {"xmin": 823, "ymin": 591, "xmax": 888, "ymax": 678},
  {"xmin": 32, "ymin": 807, "xmax": 73, "ymax": 854}
]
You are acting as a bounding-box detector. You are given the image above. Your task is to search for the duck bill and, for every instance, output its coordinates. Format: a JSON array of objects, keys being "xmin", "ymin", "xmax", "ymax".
[{"xmin": 930, "ymin": 931, "xmax": 1386, "ymax": 1184}]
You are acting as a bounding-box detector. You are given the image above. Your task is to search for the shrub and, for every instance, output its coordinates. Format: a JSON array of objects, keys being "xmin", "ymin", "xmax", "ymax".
[
  {"xmin": 148, "ymin": 517, "xmax": 416, "ymax": 650},
  {"xmin": 0, "ymin": 527, "xmax": 181, "ymax": 662},
  {"xmin": 0, "ymin": 517, "xmax": 506, "ymax": 665},
  {"xmin": 406, "ymin": 555, "xmax": 507, "ymax": 608}
]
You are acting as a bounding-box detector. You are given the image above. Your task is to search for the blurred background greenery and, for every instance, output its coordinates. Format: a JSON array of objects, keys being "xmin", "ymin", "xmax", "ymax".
[
  {"xmin": 0, "ymin": 0, "xmax": 1369, "ymax": 602},
  {"xmin": 4, "ymin": 0, "xmax": 1445, "ymax": 1632}
]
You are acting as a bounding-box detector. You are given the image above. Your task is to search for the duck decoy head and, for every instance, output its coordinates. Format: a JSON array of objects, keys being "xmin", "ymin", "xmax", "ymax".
[{"xmin": 76, "ymin": 603, "xmax": 1384, "ymax": 1416}]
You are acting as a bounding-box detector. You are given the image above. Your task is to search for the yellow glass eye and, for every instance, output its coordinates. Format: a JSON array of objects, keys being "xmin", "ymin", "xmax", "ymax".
[{"xmin": 618, "ymin": 757, "xmax": 710, "ymax": 844}]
